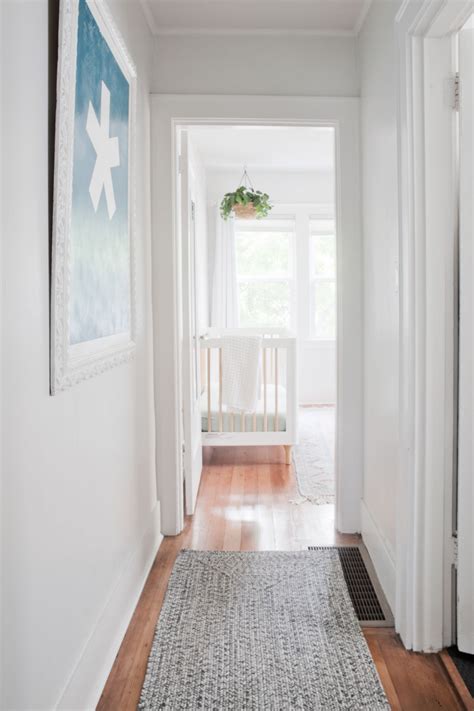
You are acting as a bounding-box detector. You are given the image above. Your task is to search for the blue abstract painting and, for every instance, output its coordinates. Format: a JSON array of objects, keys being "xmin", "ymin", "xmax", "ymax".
[{"xmin": 69, "ymin": 0, "xmax": 130, "ymax": 345}]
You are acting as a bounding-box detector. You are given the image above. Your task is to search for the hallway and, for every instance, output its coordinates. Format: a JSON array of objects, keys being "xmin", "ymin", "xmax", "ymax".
[{"xmin": 99, "ymin": 448, "xmax": 463, "ymax": 710}]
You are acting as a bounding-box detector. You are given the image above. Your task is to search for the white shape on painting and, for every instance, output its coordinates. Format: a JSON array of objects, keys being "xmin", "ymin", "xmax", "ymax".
[{"xmin": 86, "ymin": 81, "xmax": 120, "ymax": 219}]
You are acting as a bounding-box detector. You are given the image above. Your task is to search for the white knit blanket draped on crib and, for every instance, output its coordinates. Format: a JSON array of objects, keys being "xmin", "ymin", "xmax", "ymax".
[{"xmin": 220, "ymin": 336, "xmax": 262, "ymax": 413}]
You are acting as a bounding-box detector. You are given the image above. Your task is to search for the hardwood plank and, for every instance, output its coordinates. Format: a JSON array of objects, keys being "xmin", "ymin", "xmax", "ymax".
[
  {"xmin": 369, "ymin": 630, "xmax": 463, "ymax": 711},
  {"xmin": 439, "ymin": 649, "xmax": 474, "ymax": 710},
  {"xmin": 222, "ymin": 466, "xmax": 243, "ymax": 551},
  {"xmin": 98, "ymin": 445, "xmax": 462, "ymax": 711},
  {"xmin": 364, "ymin": 632, "xmax": 403, "ymax": 711},
  {"xmin": 256, "ymin": 461, "xmax": 276, "ymax": 550}
]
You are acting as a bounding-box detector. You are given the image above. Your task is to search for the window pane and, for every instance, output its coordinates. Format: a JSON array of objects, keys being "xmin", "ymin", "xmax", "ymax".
[
  {"xmin": 314, "ymin": 280, "xmax": 336, "ymax": 339},
  {"xmin": 310, "ymin": 219, "xmax": 335, "ymax": 234},
  {"xmin": 235, "ymin": 231, "xmax": 291, "ymax": 277},
  {"xmin": 238, "ymin": 281, "xmax": 290, "ymax": 328},
  {"xmin": 311, "ymin": 233, "xmax": 336, "ymax": 278}
]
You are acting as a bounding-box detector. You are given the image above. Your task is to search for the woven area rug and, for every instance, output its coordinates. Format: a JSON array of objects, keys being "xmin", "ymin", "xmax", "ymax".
[
  {"xmin": 292, "ymin": 407, "xmax": 335, "ymax": 504},
  {"xmin": 139, "ymin": 550, "xmax": 389, "ymax": 710}
]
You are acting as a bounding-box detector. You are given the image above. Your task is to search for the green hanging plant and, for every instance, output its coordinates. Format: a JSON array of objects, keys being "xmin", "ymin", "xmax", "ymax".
[{"xmin": 220, "ymin": 170, "xmax": 272, "ymax": 220}]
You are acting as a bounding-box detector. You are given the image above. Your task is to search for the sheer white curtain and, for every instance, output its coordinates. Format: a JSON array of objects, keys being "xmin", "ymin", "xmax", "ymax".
[{"xmin": 211, "ymin": 208, "xmax": 238, "ymax": 328}]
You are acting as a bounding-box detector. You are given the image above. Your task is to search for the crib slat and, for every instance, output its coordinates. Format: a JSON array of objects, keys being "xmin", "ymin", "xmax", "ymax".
[
  {"xmin": 253, "ymin": 412, "xmax": 257, "ymax": 432},
  {"xmin": 263, "ymin": 347, "xmax": 268, "ymax": 432},
  {"xmin": 207, "ymin": 348, "xmax": 211, "ymax": 433},
  {"xmin": 275, "ymin": 347, "xmax": 279, "ymax": 432},
  {"xmin": 218, "ymin": 348, "xmax": 223, "ymax": 432},
  {"xmin": 241, "ymin": 411, "xmax": 245, "ymax": 432}
]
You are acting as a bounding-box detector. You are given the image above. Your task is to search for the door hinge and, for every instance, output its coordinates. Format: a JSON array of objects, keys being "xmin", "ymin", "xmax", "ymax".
[{"xmin": 453, "ymin": 72, "xmax": 460, "ymax": 111}]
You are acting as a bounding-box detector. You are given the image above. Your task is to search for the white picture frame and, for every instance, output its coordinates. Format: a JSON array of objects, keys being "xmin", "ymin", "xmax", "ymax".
[{"xmin": 51, "ymin": 0, "xmax": 136, "ymax": 394}]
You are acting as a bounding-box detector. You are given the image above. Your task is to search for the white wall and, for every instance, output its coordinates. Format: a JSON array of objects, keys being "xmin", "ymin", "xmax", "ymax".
[
  {"xmin": 206, "ymin": 168, "xmax": 335, "ymax": 206},
  {"xmin": 299, "ymin": 342, "xmax": 336, "ymax": 405},
  {"xmin": 151, "ymin": 35, "xmax": 359, "ymax": 96},
  {"xmin": 358, "ymin": 0, "xmax": 400, "ymax": 609},
  {"xmin": 1, "ymin": 2, "xmax": 159, "ymax": 709}
]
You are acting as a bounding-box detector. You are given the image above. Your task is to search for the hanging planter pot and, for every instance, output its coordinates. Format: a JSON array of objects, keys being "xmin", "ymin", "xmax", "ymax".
[
  {"xmin": 220, "ymin": 169, "xmax": 272, "ymax": 221},
  {"xmin": 232, "ymin": 201, "xmax": 259, "ymax": 219}
]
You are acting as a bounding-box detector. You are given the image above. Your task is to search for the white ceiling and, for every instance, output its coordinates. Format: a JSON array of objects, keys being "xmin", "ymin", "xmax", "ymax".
[
  {"xmin": 187, "ymin": 126, "xmax": 335, "ymax": 172},
  {"xmin": 141, "ymin": 0, "xmax": 371, "ymax": 36}
]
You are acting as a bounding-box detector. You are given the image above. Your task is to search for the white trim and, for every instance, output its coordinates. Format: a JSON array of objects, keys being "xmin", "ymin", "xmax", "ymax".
[
  {"xmin": 139, "ymin": 0, "xmax": 159, "ymax": 35},
  {"xmin": 139, "ymin": 0, "xmax": 374, "ymax": 38},
  {"xmin": 457, "ymin": 19, "xmax": 474, "ymax": 654},
  {"xmin": 151, "ymin": 95, "xmax": 362, "ymax": 536},
  {"xmin": 361, "ymin": 500, "xmax": 396, "ymax": 614},
  {"xmin": 150, "ymin": 27, "xmax": 356, "ymax": 37},
  {"xmin": 396, "ymin": 0, "xmax": 473, "ymax": 652},
  {"xmin": 354, "ymin": 0, "xmax": 374, "ymax": 35},
  {"xmin": 55, "ymin": 505, "xmax": 162, "ymax": 710}
]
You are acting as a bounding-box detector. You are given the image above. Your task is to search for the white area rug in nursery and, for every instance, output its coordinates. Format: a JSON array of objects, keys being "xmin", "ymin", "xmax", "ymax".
[{"xmin": 292, "ymin": 406, "xmax": 335, "ymax": 504}]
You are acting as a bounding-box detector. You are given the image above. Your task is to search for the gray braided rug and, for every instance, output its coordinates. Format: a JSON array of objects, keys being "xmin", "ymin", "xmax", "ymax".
[{"xmin": 139, "ymin": 550, "xmax": 389, "ymax": 710}]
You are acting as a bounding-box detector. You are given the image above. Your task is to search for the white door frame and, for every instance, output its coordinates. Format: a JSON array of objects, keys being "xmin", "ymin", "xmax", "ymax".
[
  {"xmin": 457, "ymin": 16, "xmax": 474, "ymax": 654},
  {"xmin": 151, "ymin": 95, "xmax": 362, "ymax": 536},
  {"xmin": 396, "ymin": 0, "xmax": 473, "ymax": 651},
  {"xmin": 179, "ymin": 131, "xmax": 204, "ymax": 515}
]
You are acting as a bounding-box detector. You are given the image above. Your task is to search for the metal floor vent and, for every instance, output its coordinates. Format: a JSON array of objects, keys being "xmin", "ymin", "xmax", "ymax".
[{"xmin": 308, "ymin": 545, "xmax": 393, "ymax": 627}]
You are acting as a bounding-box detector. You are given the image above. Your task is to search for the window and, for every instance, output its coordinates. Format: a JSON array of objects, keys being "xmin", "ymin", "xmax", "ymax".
[
  {"xmin": 309, "ymin": 219, "xmax": 336, "ymax": 340},
  {"xmin": 233, "ymin": 212, "xmax": 336, "ymax": 338},
  {"xmin": 235, "ymin": 219, "xmax": 295, "ymax": 328}
]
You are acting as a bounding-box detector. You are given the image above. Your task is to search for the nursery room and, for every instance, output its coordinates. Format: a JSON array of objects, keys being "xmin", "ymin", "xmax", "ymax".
[{"xmin": 181, "ymin": 124, "xmax": 339, "ymax": 537}]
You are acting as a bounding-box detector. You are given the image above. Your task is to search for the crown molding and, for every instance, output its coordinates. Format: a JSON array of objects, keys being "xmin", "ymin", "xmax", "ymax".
[
  {"xmin": 353, "ymin": 0, "xmax": 374, "ymax": 34},
  {"xmin": 151, "ymin": 27, "xmax": 356, "ymax": 37},
  {"xmin": 139, "ymin": 0, "xmax": 367, "ymax": 37},
  {"xmin": 139, "ymin": 0, "xmax": 159, "ymax": 35}
]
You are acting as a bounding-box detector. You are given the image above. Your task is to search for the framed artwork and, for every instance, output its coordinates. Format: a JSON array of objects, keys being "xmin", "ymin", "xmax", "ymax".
[{"xmin": 51, "ymin": 0, "xmax": 136, "ymax": 394}]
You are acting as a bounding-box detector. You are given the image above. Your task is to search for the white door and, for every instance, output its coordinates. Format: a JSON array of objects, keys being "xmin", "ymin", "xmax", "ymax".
[
  {"xmin": 179, "ymin": 131, "xmax": 203, "ymax": 515},
  {"xmin": 457, "ymin": 16, "xmax": 474, "ymax": 654}
]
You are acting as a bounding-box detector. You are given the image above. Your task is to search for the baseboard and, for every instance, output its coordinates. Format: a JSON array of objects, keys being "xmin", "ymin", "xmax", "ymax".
[
  {"xmin": 360, "ymin": 500, "xmax": 396, "ymax": 615},
  {"xmin": 56, "ymin": 503, "xmax": 163, "ymax": 710}
]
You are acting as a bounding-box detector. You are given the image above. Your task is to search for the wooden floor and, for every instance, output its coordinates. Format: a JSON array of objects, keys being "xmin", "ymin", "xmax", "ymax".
[{"xmin": 98, "ymin": 446, "xmax": 465, "ymax": 710}]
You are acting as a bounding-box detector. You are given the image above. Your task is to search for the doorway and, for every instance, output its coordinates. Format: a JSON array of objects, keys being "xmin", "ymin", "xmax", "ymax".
[
  {"xmin": 181, "ymin": 124, "xmax": 338, "ymax": 522},
  {"xmin": 395, "ymin": 0, "xmax": 474, "ymax": 652},
  {"xmin": 151, "ymin": 95, "xmax": 362, "ymax": 537}
]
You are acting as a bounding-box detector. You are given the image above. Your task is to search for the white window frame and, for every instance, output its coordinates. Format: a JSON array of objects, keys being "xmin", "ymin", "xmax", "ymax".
[
  {"xmin": 234, "ymin": 208, "xmax": 337, "ymax": 341},
  {"xmin": 261, "ymin": 204, "xmax": 336, "ymax": 344},
  {"xmin": 234, "ymin": 216, "xmax": 297, "ymax": 331}
]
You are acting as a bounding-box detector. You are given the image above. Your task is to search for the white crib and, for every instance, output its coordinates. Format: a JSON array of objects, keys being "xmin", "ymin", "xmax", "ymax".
[{"xmin": 200, "ymin": 328, "xmax": 298, "ymax": 463}]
